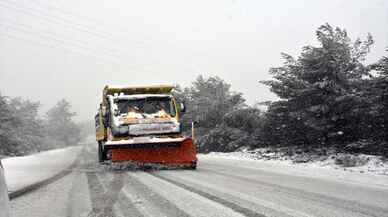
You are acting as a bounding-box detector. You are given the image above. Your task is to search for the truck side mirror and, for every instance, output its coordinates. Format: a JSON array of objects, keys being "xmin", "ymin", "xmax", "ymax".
[{"xmin": 180, "ymin": 102, "xmax": 186, "ymax": 113}]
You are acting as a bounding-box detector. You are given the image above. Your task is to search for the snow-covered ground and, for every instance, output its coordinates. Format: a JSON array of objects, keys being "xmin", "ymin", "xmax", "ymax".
[
  {"xmin": 0, "ymin": 164, "xmax": 10, "ymax": 217},
  {"xmin": 202, "ymin": 149, "xmax": 388, "ymax": 188},
  {"xmin": 2, "ymin": 146, "xmax": 82, "ymax": 193},
  {"xmin": 6, "ymin": 144, "xmax": 388, "ymax": 217}
]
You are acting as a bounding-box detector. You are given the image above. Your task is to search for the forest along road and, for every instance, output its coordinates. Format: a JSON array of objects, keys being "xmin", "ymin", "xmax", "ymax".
[{"xmin": 10, "ymin": 143, "xmax": 388, "ymax": 217}]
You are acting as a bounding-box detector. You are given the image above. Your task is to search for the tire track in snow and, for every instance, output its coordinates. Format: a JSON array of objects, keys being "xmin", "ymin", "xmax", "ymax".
[
  {"xmin": 153, "ymin": 171, "xmax": 313, "ymax": 217},
  {"xmin": 120, "ymin": 173, "xmax": 191, "ymax": 217},
  {"xmin": 65, "ymin": 170, "xmax": 92, "ymax": 217},
  {"xmin": 128, "ymin": 171, "xmax": 248, "ymax": 217},
  {"xmin": 156, "ymin": 168, "xmax": 388, "ymax": 217},
  {"xmin": 95, "ymin": 170, "xmax": 189, "ymax": 217},
  {"xmin": 202, "ymin": 167, "xmax": 388, "ymax": 217},
  {"xmin": 86, "ymin": 170, "xmax": 134, "ymax": 217},
  {"xmin": 81, "ymin": 144, "xmax": 144, "ymax": 217},
  {"xmin": 149, "ymin": 172, "xmax": 266, "ymax": 217}
]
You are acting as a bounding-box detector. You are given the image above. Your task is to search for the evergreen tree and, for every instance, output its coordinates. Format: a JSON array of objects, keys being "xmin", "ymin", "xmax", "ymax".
[
  {"xmin": 261, "ymin": 24, "xmax": 374, "ymax": 149},
  {"xmin": 46, "ymin": 99, "xmax": 81, "ymax": 146}
]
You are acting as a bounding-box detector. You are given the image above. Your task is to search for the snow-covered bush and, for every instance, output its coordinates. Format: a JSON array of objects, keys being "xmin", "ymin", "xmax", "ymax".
[{"xmin": 334, "ymin": 154, "xmax": 369, "ymax": 167}]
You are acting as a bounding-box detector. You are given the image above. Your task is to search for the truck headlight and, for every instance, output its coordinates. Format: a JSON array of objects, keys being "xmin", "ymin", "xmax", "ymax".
[{"xmin": 171, "ymin": 123, "xmax": 180, "ymax": 133}]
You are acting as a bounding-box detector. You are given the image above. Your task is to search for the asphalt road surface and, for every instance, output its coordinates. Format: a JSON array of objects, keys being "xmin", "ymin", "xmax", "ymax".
[{"xmin": 10, "ymin": 144, "xmax": 388, "ymax": 217}]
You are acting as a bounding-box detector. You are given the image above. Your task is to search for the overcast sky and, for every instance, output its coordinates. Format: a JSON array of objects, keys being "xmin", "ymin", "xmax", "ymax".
[{"xmin": 0, "ymin": 0, "xmax": 387, "ymax": 121}]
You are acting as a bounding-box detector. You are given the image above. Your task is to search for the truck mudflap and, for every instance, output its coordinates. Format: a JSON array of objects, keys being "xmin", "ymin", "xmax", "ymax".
[{"xmin": 109, "ymin": 138, "xmax": 197, "ymax": 167}]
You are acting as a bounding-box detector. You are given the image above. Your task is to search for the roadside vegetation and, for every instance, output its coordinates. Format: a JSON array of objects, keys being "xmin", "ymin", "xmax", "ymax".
[
  {"xmin": 178, "ymin": 23, "xmax": 388, "ymax": 160},
  {"xmin": 0, "ymin": 97, "xmax": 82, "ymax": 156}
]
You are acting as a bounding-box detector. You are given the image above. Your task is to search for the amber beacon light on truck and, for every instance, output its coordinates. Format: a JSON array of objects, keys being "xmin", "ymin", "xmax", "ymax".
[{"xmin": 95, "ymin": 85, "xmax": 197, "ymax": 169}]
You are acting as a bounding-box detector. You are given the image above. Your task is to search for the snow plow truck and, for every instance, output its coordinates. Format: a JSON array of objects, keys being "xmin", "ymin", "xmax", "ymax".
[{"xmin": 95, "ymin": 85, "xmax": 197, "ymax": 169}]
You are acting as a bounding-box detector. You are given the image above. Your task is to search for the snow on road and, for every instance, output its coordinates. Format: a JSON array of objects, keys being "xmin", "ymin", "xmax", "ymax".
[
  {"xmin": 202, "ymin": 152, "xmax": 388, "ymax": 189},
  {"xmin": 8, "ymin": 143, "xmax": 388, "ymax": 217},
  {"xmin": 129, "ymin": 172, "xmax": 246, "ymax": 217},
  {"xmin": 2, "ymin": 146, "xmax": 82, "ymax": 193}
]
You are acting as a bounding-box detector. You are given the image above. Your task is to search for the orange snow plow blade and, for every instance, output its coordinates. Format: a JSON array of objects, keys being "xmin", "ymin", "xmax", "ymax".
[{"xmin": 110, "ymin": 138, "xmax": 197, "ymax": 167}]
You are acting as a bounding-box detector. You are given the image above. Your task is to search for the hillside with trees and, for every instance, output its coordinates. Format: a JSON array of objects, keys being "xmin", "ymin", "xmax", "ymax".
[
  {"xmin": 0, "ymin": 97, "xmax": 82, "ymax": 156},
  {"xmin": 178, "ymin": 24, "xmax": 387, "ymax": 157}
]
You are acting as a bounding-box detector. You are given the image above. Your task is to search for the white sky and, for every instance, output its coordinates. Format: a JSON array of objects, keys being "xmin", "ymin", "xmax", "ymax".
[{"xmin": 0, "ymin": 0, "xmax": 387, "ymax": 121}]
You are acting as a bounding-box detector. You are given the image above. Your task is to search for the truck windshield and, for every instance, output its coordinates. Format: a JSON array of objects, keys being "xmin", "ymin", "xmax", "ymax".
[{"xmin": 114, "ymin": 97, "xmax": 176, "ymax": 117}]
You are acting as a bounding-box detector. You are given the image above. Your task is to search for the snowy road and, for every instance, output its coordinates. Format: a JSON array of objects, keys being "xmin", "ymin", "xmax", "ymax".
[{"xmin": 10, "ymin": 144, "xmax": 388, "ymax": 217}]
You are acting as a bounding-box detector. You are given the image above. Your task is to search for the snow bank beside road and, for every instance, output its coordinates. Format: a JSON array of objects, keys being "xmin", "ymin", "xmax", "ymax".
[
  {"xmin": 2, "ymin": 146, "xmax": 82, "ymax": 193},
  {"xmin": 205, "ymin": 150, "xmax": 388, "ymax": 175},
  {"xmin": 0, "ymin": 164, "xmax": 10, "ymax": 217},
  {"xmin": 202, "ymin": 151, "xmax": 388, "ymax": 188}
]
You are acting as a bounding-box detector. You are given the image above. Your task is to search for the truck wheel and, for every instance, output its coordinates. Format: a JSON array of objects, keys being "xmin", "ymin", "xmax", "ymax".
[
  {"xmin": 188, "ymin": 161, "xmax": 197, "ymax": 170},
  {"xmin": 98, "ymin": 142, "xmax": 105, "ymax": 163}
]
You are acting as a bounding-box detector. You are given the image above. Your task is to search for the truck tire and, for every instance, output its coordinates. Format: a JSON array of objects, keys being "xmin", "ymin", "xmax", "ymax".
[
  {"xmin": 188, "ymin": 161, "xmax": 197, "ymax": 170},
  {"xmin": 98, "ymin": 142, "xmax": 107, "ymax": 163}
]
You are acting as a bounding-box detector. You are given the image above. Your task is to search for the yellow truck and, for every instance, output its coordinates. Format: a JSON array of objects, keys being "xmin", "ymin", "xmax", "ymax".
[{"xmin": 95, "ymin": 85, "xmax": 197, "ymax": 169}]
